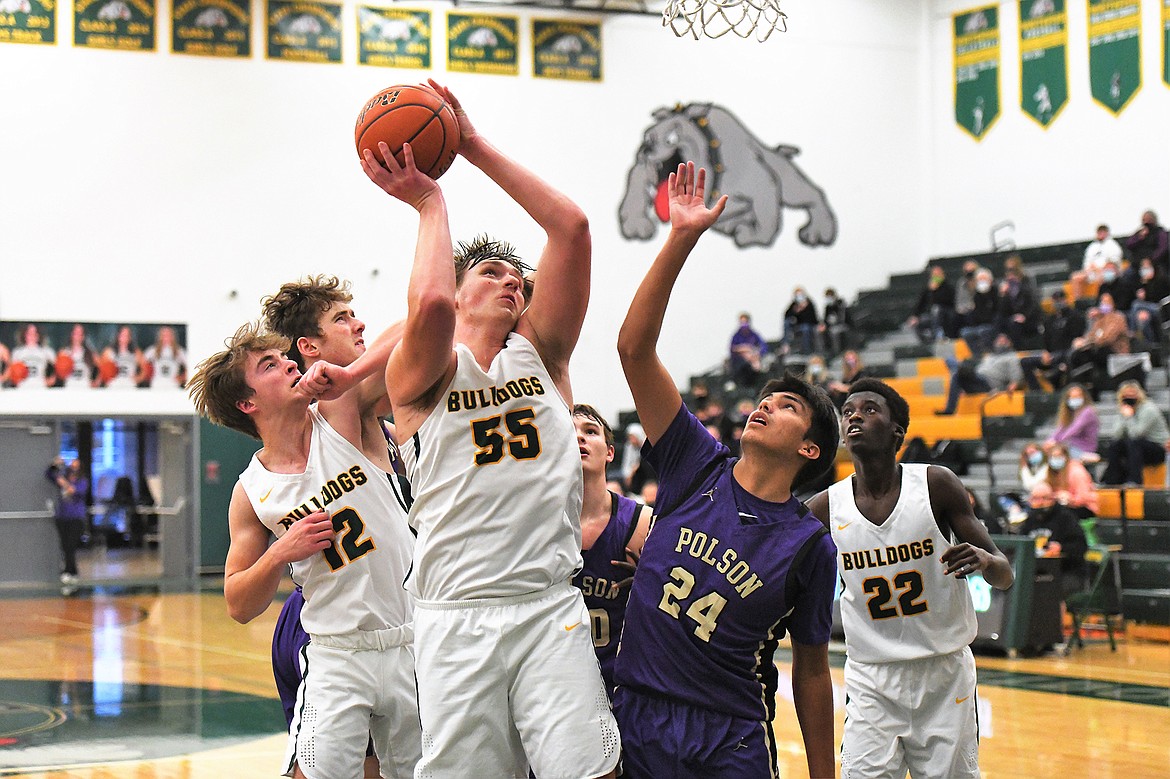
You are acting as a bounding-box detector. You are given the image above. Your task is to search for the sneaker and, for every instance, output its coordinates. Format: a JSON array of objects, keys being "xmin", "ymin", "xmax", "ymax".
[{"xmin": 59, "ymin": 573, "xmax": 77, "ymax": 585}]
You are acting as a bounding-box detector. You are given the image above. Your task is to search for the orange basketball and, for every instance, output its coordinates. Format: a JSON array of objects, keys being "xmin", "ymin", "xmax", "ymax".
[
  {"xmin": 98, "ymin": 355, "xmax": 118, "ymax": 384},
  {"xmin": 8, "ymin": 361, "xmax": 28, "ymax": 386},
  {"xmin": 55, "ymin": 353, "xmax": 74, "ymax": 381},
  {"xmin": 355, "ymin": 84, "xmax": 460, "ymax": 180},
  {"xmin": 142, "ymin": 360, "xmax": 155, "ymax": 384}
]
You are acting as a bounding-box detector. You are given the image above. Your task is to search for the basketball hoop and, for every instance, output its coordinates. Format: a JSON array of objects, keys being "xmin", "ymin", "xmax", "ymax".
[{"xmin": 662, "ymin": 0, "xmax": 787, "ymax": 41}]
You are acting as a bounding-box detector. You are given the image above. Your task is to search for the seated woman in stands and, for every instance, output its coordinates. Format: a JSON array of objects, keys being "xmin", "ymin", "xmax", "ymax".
[
  {"xmin": 1100, "ymin": 380, "xmax": 1170, "ymax": 486},
  {"xmin": 827, "ymin": 349, "xmax": 871, "ymax": 408},
  {"xmin": 1025, "ymin": 442, "xmax": 1096, "ymax": 601},
  {"xmin": 1045, "ymin": 383, "xmax": 1100, "ymax": 462},
  {"xmin": 1019, "ymin": 441, "xmax": 1049, "ymax": 493}
]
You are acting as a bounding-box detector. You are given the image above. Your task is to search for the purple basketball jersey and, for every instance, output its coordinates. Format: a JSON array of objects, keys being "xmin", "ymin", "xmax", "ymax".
[
  {"xmin": 572, "ymin": 491, "xmax": 641, "ymax": 697},
  {"xmin": 613, "ymin": 404, "xmax": 836, "ymax": 722}
]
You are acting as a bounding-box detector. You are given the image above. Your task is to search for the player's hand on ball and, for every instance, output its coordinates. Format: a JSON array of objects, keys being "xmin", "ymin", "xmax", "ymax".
[
  {"xmin": 278, "ymin": 511, "xmax": 336, "ymax": 563},
  {"xmin": 426, "ymin": 79, "xmax": 477, "ymax": 151},
  {"xmin": 940, "ymin": 543, "xmax": 991, "ymax": 579},
  {"xmin": 361, "ymin": 142, "xmax": 440, "ymax": 211}
]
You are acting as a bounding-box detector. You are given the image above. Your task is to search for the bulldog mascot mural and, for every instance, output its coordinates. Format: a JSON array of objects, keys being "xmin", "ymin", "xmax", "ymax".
[{"xmin": 619, "ymin": 102, "xmax": 837, "ymax": 249}]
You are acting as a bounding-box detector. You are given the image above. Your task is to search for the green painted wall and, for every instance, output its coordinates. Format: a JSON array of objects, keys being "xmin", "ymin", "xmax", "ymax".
[{"xmin": 198, "ymin": 419, "xmax": 260, "ymax": 571}]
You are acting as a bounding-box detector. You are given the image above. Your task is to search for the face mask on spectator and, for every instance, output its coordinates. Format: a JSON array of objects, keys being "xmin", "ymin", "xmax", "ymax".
[
  {"xmin": 1140, "ymin": 267, "xmax": 1154, "ymax": 281},
  {"xmin": 1099, "ymin": 302, "xmax": 1114, "ymax": 314},
  {"xmin": 795, "ymin": 293, "xmax": 807, "ymax": 304},
  {"xmin": 976, "ymin": 281, "xmax": 991, "ymax": 293},
  {"xmin": 1048, "ymin": 456, "xmax": 1067, "ymax": 471},
  {"xmin": 1027, "ymin": 451, "xmax": 1043, "ymax": 467},
  {"xmin": 1067, "ymin": 396, "xmax": 1084, "ymax": 410},
  {"xmin": 810, "ymin": 364, "xmax": 823, "ymax": 376},
  {"xmin": 1102, "ymin": 270, "xmax": 1117, "ymax": 282}
]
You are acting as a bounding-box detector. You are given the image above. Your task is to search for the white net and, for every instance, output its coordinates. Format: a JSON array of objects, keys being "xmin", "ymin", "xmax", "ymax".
[{"xmin": 662, "ymin": 0, "xmax": 787, "ymax": 41}]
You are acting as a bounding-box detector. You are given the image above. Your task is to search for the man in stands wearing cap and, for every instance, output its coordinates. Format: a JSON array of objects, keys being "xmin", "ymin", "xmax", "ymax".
[{"xmin": 1019, "ymin": 290, "xmax": 1087, "ymax": 392}]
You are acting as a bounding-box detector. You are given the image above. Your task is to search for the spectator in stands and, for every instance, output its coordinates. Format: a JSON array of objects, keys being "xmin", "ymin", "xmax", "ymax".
[
  {"xmin": 935, "ymin": 332, "xmax": 1022, "ymax": 416},
  {"xmin": 728, "ymin": 312, "xmax": 769, "ymax": 390},
  {"xmin": 621, "ymin": 423, "xmax": 652, "ymax": 496},
  {"xmin": 997, "ymin": 262, "xmax": 1040, "ymax": 349},
  {"xmin": 1073, "ymin": 224, "xmax": 1124, "ymax": 299},
  {"xmin": 1130, "ymin": 258, "xmax": 1169, "ymax": 344},
  {"xmin": 959, "ymin": 267, "xmax": 1000, "ymax": 357},
  {"xmin": 1004, "ymin": 255, "xmax": 1037, "ymax": 295},
  {"xmin": 1024, "ymin": 479, "xmax": 1090, "ymax": 600},
  {"xmin": 908, "ymin": 265, "xmax": 957, "ymax": 343},
  {"xmin": 953, "ymin": 260, "xmax": 981, "ymax": 329},
  {"xmin": 1038, "ymin": 442, "xmax": 1099, "ymax": 519},
  {"xmin": 1096, "ymin": 260, "xmax": 1137, "ymax": 312},
  {"xmin": 638, "ymin": 479, "xmax": 659, "ymax": 508},
  {"xmin": 1046, "ymin": 383, "xmax": 1100, "ymax": 462},
  {"xmin": 1019, "ymin": 442, "xmax": 1049, "ymax": 493},
  {"xmin": 966, "ymin": 487, "xmax": 1004, "ymax": 535},
  {"xmin": 819, "ymin": 287, "xmax": 853, "ymax": 356},
  {"xmin": 1068, "ymin": 292, "xmax": 1130, "ymax": 398},
  {"xmin": 1020, "ymin": 290, "xmax": 1086, "ymax": 391},
  {"xmin": 1125, "ymin": 210, "xmax": 1169, "ymax": 273},
  {"xmin": 827, "ymin": 349, "xmax": 871, "ymax": 408},
  {"xmin": 802, "ymin": 354, "xmax": 832, "ymax": 393},
  {"xmin": 1100, "ymin": 380, "xmax": 1170, "ymax": 486},
  {"xmin": 781, "ymin": 286, "xmax": 819, "ymax": 355}
]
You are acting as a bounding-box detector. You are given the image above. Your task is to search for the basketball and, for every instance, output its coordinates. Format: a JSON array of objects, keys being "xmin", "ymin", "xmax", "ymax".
[
  {"xmin": 8, "ymin": 361, "xmax": 28, "ymax": 386},
  {"xmin": 55, "ymin": 352, "xmax": 74, "ymax": 381},
  {"xmin": 355, "ymin": 84, "xmax": 460, "ymax": 180},
  {"xmin": 98, "ymin": 355, "xmax": 118, "ymax": 384}
]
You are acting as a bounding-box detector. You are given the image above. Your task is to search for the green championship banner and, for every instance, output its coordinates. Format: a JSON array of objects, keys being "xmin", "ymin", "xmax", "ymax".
[
  {"xmin": 532, "ymin": 19, "xmax": 600, "ymax": 82},
  {"xmin": 1019, "ymin": 0, "xmax": 1067, "ymax": 127},
  {"xmin": 358, "ymin": 5, "xmax": 430, "ymax": 68},
  {"xmin": 0, "ymin": 0, "xmax": 55, "ymax": 44},
  {"xmin": 1087, "ymin": 0, "xmax": 1141, "ymax": 114},
  {"xmin": 172, "ymin": 0, "xmax": 249, "ymax": 57},
  {"xmin": 74, "ymin": 0, "xmax": 155, "ymax": 50},
  {"xmin": 953, "ymin": 5, "xmax": 1000, "ymax": 140},
  {"xmin": 267, "ymin": 0, "xmax": 341, "ymax": 63},
  {"xmin": 1163, "ymin": 0, "xmax": 1169, "ymax": 86},
  {"xmin": 447, "ymin": 12, "xmax": 517, "ymax": 76}
]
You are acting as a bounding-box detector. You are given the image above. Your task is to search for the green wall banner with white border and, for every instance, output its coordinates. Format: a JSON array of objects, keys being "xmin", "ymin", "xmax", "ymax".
[
  {"xmin": 954, "ymin": 5, "xmax": 1000, "ymax": 140},
  {"xmin": 1019, "ymin": 0, "xmax": 1068, "ymax": 127},
  {"xmin": 1087, "ymin": 0, "xmax": 1141, "ymax": 114}
]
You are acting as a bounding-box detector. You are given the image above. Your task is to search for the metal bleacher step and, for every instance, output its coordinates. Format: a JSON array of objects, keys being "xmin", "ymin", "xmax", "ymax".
[
  {"xmin": 1095, "ymin": 521, "xmax": 1170, "ymax": 553},
  {"xmin": 1121, "ymin": 589, "xmax": 1170, "ymax": 625},
  {"xmin": 1117, "ymin": 553, "xmax": 1170, "ymax": 590}
]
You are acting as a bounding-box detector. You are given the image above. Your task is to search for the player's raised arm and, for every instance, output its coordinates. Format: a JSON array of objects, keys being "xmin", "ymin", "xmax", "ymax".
[
  {"xmin": 361, "ymin": 141, "xmax": 456, "ymax": 413},
  {"xmin": 617, "ymin": 162, "xmax": 727, "ymax": 444},
  {"xmin": 427, "ymin": 79, "xmax": 590, "ymax": 376},
  {"xmin": 928, "ymin": 465, "xmax": 1015, "ymax": 590}
]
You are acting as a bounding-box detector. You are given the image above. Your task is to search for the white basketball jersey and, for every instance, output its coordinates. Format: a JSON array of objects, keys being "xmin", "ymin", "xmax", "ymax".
[
  {"xmin": 239, "ymin": 406, "xmax": 415, "ymax": 636},
  {"xmin": 145, "ymin": 344, "xmax": 185, "ymax": 388},
  {"xmin": 401, "ymin": 332, "xmax": 583, "ymax": 602},
  {"xmin": 829, "ymin": 464, "xmax": 976, "ymax": 663},
  {"xmin": 11, "ymin": 345, "xmax": 53, "ymax": 389},
  {"xmin": 107, "ymin": 349, "xmax": 139, "ymax": 388},
  {"xmin": 64, "ymin": 346, "xmax": 90, "ymax": 389}
]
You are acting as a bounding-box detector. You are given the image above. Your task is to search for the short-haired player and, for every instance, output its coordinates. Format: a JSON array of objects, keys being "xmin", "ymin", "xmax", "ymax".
[
  {"xmin": 261, "ymin": 273, "xmax": 410, "ymax": 778},
  {"xmin": 806, "ymin": 377, "xmax": 1015, "ymax": 779},
  {"xmin": 187, "ymin": 148, "xmax": 443, "ymax": 779},
  {"xmin": 366, "ymin": 80, "xmax": 620, "ymax": 779},
  {"xmin": 614, "ymin": 161, "xmax": 840, "ymax": 779},
  {"xmin": 571, "ymin": 404, "xmax": 653, "ymax": 698}
]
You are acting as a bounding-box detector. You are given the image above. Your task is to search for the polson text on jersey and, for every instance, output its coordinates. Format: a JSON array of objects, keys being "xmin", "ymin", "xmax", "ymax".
[
  {"xmin": 840, "ymin": 538, "xmax": 935, "ymax": 572},
  {"xmin": 675, "ymin": 527, "xmax": 764, "ymax": 599},
  {"xmin": 446, "ymin": 375, "xmax": 545, "ymax": 413},
  {"xmin": 278, "ymin": 466, "xmax": 369, "ymax": 528}
]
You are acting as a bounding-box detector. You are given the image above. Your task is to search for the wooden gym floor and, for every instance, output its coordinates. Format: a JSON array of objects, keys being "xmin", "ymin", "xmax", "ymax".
[{"xmin": 0, "ymin": 584, "xmax": 1167, "ymax": 778}]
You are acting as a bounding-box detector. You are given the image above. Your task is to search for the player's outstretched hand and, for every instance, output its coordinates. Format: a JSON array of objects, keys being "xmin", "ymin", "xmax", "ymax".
[
  {"xmin": 360, "ymin": 141, "xmax": 440, "ymax": 212},
  {"xmin": 275, "ymin": 511, "xmax": 336, "ymax": 563},
  {"xmin": 426, "ymin": 79, "xmax": 477, "ymax": 152},
  {"xmin": 940, "ymin": 542, "xmax": 993, "ymax": 579},
  {"xmin": 610, "ymin": 547, "xmax": 641, "ymax": 592},
  {"xmin": 669, "ymin": 161, "xmax": 728, "ymax": 236}
]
